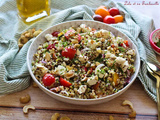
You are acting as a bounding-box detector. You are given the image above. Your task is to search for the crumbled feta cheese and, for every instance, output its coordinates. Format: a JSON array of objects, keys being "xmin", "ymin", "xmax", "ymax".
[
  {"xmin": 110, "ymin": 54, "xmax": 116, "ymax": 59},
  {"xmin": 115, "ymin": 57, "xmax": 129, "ymax": 72},
  {"xmin": 95, "ymin": 64, "xmax": 105, "ymax": 78},
  {"xmin": 119, "ymin": 53, "xmax": 123, "ymax": 57},
  {"xmin": 55, "ymin": 65, "xmax": 66, "ymax": 75},
  {"xmin": 87, "ymin": 40, "xmax": 97, "ymax": 49},
  {"xmin": 45, "ymin": 34, "xmax": 56, "ymax": 41},
  {"xmin": 105, "ymin": 52, "xmax": 116, "ymax": 59},
  {"xmin": 87, "ymin": 76, "xmax": 98, "ymax": 86},
  {"xmin": 36, "ymin": 64, "xmax": 48, "ymax": 76},
  {"xmin": 116, "ymin": 37, "xmax": 124, "ymax": 43},
  {"xmin": 80, "ymin": 24, "xmax": 86, "ymax": 29},
  {"xmin": 78, "ymin": 85, "xmax": 87, "ymax": 94},
  {"xmin": 126, "ymin": 49, "xmax": 135, "ymax": 56},
  {"xmin": 90, "ymin": 32, "xmax": 93, "ymax": 36},
  {"xmin": 100, "ymin": 29, "xmax": 110, "ymax": 39},
  {"xmin": 105, "ymin": 52, "xmax": 112, "ymax": 58},
  {"xmin": 122, "ymin": 61, "xmax": 129, "ymax": 72},
  {"xmin": 79, "ymin": 54, "xmax": 88, "ymax": 63},
  {"xmin": 115, "ymin": 57, "xmax": 126, "ymax": 64},
  {"xmin": 80, "ymin": 24, "xmax": 91, "ymax": 32}
]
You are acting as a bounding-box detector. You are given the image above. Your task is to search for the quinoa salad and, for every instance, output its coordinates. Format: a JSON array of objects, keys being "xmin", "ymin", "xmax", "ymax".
[{"xmin": 32, "ymin": 24, "xmax": 136, "ymax": 99}]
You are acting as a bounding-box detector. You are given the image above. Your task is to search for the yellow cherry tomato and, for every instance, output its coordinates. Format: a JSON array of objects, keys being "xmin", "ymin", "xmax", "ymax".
[
  {"xmin": 114, "ymin": 15, "xmax": 124, "ymax": 23},
  {"xmin": 95, "ymin": 6, "xmax": 110, "ymax": 18}
]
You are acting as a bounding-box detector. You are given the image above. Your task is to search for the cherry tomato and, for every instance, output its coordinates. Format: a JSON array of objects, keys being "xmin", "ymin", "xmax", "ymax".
[
  {"xmin": 109, "ymin": 7, "xmax": 120, "ymax": 16},
  {"xmin": 103, "ymin": 16, "xmax": 115, "ymax": 24},
  {"xmin": 65, "ymin": 29, "xmax": 76, "ymax": 40},
  {"xmin": 95, "ymin": 7, "xmax": 110, "ymax": 18},
  {"xmin": 114, "ymin": 15, "xmax": 124, "ymax": 23},
  {"xmin": 42, "ymin": 74, "xmax": 55, "ymax": 86},
  {"xmin": 59, "ymin": 77, "xmax": 72, "ymax": 87},
  {"xmin": 52, "ymin": 31, "xmax": 59, "ymax": 37},
  {"xmin": 93, "ymin": 14, "xmax": 103, "ymax": 22},
  {"xmin": 61, "ymin": 47, "xmax": 76, "ymax": 59},
  {"xmin": 123, "ymin": 40, "xmax": 129, "ymax": 47},
  {"xmin": 47, "ymin": 43, "xmax": 55, "ymax": 50}
]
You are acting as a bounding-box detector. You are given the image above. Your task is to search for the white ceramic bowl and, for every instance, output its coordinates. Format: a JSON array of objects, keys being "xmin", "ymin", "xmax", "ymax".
[{"xmin": 27, "ymin": 20, "xmax": 140, "ymax": 105}]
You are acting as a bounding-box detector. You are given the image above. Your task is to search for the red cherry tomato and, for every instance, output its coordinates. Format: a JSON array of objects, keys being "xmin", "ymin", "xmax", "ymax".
[
  {"xmin": 103, "ymin": 16, "xmax": 115, "ymax": 24},
  {"xmin": 61, "ymin": 47, "xmax": 76, "ymax": 59},
  {"xmin": 42, "ymin": 74, "xmax": 55, "ymax": 86},
  {"xmin": 65, "ymin": 29, "xmax": 76, "ymax": 39},
  {"xmin": 123, "ymin": 40, "xmax": 129, "ymax": 47},
  {"xmin": 109, "ymin": 7, "xmax": 120, "ymax": 16},
  {"xmin": 59, "ymin": 77, "xmax": 72, "ymax": 87},
  {"xmin": 52, "ymin": 31, "xmax": 59, "ymax": 37},
  {"xmin": 47, "ymin": 43, "xmax": 55, "ymax": 50},
  {"xmin": 93, "ymin": 14, "xmax": 103, "ymax": 22}
]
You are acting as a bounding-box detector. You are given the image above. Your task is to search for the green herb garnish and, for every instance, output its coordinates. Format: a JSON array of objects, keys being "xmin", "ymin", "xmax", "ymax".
[{"xmin": 118, "ymin": 47, "xmax": 126, "ymax": 52}]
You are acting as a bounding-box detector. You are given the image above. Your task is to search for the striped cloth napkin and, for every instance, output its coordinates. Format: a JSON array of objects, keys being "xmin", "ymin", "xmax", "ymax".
[{"xmin": 0, "ymin": 0, "xmax": 159, "ymax": 102}]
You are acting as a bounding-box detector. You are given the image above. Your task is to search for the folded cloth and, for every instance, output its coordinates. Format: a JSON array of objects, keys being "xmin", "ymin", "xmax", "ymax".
[{"xmin": 0, "ymin": 0, "xmax": 158, "ymax": 102}]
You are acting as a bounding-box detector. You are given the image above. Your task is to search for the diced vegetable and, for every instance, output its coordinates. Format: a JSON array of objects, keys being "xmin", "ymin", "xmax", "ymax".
[
  {"xmin": 61, "ymin": 47, "xmax": 76, "ymax": 59},
  {"xmin": 59, "ymin": 77, "xmax": 72, "ymax": 87},
  {"xmin": 113, "ymin": 73, "xmax": 119, "ymax": 86}
]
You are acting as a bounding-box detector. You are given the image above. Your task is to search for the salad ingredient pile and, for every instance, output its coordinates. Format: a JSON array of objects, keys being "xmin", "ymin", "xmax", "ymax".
[{"xmin": 32, "ymin": 24, "xmax": 136, "ymax": 99}]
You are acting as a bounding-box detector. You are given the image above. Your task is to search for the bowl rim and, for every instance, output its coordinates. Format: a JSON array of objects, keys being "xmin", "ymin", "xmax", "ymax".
[
  {"xmin": 27, "ymin": 20, "xmax": 140, "ymax": 102},
  {"xmin": 149, "ymin": 28, "xmax": 160, "ymax": 52}
]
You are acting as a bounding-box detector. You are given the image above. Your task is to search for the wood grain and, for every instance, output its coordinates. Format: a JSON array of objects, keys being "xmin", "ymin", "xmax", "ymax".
[
  {"xmin": 0, "ymin": 80, "xmax": 157, "ymax": 116},
  {"xmin": 0, "ymin": 107, "xmax": 157, "ymax": 120}
]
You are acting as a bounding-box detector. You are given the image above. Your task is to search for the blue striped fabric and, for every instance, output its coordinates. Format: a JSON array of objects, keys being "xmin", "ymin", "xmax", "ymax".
[{"xmin": 0, "ymin": 0, "xmax": 158, "ymax": 102}]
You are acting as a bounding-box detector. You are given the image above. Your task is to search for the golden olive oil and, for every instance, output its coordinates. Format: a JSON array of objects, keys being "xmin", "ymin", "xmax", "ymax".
[{"xmin": 16, "ymin": 0, "xmax": 50, "ymax": 23}]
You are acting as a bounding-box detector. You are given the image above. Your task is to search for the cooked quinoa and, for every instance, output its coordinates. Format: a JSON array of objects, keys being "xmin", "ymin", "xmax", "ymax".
[{"xmin": 32, "ymin": 24, "xmax": 136, "ymax": 99}]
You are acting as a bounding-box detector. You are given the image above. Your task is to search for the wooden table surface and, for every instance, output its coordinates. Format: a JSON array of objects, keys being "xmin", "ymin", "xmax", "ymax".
[{"xmin": 0, "ymin": 1, "xmax": 160, "ymax": 120}]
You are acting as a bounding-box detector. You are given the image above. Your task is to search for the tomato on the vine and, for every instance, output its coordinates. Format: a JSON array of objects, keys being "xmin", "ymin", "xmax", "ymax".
[{"xmin": 42, "ymin": 74, "xmax": 55, "ymax": 86}]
